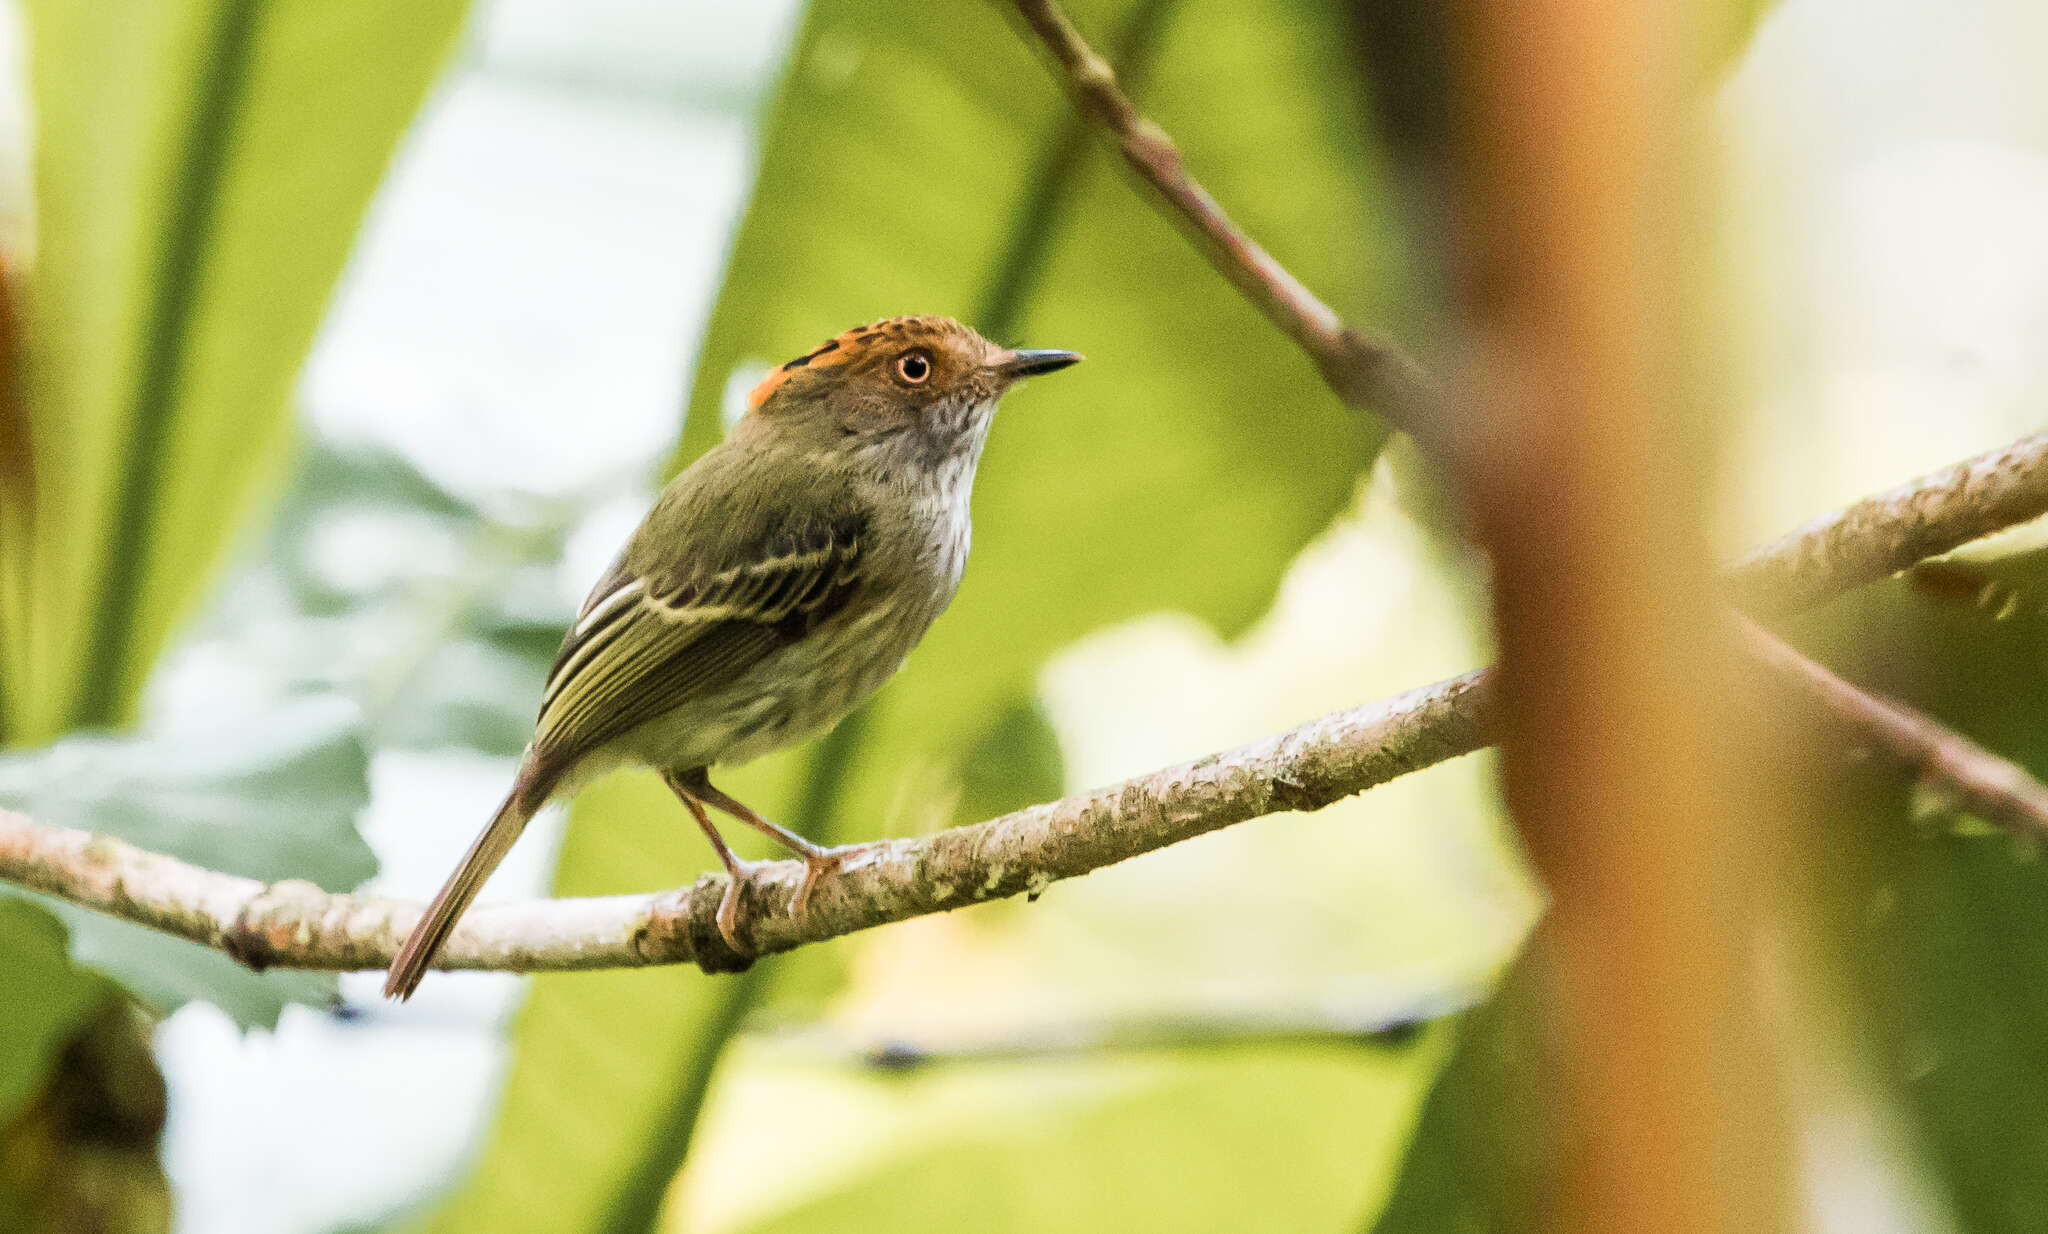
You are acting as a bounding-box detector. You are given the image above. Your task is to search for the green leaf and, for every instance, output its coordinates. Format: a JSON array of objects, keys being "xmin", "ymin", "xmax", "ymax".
[
  {"xmin": 951, "ymin": 698, "xmax": 1066, "ymax": 831},
  {"xmin": 0, "ymin": 696, "xmax": 375, "ymax": 1025},
  {"xmin": 1364, "ymin": 946, "xmax": 1557, "ymax": 1234},
  {"xmin": 693, "ymin": 1041, "xmax": 1445, "ymax": 1234},
  {"xmin": 411, "ymin": 1, "xmax": 1420, "ymax": 1226},
  {"xmin": 0, "ymin": 0, "xmax": 468, "ymax": 742},
  {"xmin": 1780, "ymin": 550, "xmax": 2048, "ymax": 1233},
  {"xmin": 0, "ymin": 900, "xmax": 113, "ymax": 1131},
  {"xmin": 190, "ymin": 439, "xmax": 574, "ymax": 759},
  {"xmin": 0, "ymin": 993, "xmax": 170, "ymax": 1234}
]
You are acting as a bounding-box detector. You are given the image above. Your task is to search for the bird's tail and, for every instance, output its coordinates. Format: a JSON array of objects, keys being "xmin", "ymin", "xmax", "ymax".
[{"xmin": 383, "ymin": 766, "xmax": 554, "ymax": 1000}]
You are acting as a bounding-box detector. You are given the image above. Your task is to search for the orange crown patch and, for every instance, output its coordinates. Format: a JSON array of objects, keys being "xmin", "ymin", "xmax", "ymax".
[{"xmin": 745, "ymin": 316, "xmax": 955, "ymax": 410}]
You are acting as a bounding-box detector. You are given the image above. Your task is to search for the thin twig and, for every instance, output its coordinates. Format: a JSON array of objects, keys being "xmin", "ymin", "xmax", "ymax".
[
  {"xmin": 757, "ymin": 984, "xmax": 1480, "ymax": 1071},
  {"xmin": 1008, "ymin": 0, "xmax": 2048, "ymax": 587},
  {"xmin": 1725, "ymin": 431, "xmax": 2048, "ymax": 617},
  {"xmin": 1739, "ymin": 616, "xmax": 2048, "ymax": 837},
  {"xmin": 1007, "ymin": 0, "xmax": 1444, "ymax": 444}
]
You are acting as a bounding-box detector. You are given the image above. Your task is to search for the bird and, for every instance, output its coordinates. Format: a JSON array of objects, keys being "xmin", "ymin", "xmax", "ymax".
[{"xmin": 382, "ymin": 315, "xmax": 1081, "ymax": 999}]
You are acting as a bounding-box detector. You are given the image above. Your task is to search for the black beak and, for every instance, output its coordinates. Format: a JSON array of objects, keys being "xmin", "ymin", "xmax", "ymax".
[{"xmin": 999, "ymin": 348, "xmax": 1083, "ymax": 379}]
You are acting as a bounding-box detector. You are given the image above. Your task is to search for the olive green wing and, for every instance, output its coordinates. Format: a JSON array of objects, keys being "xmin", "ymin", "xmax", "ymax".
[{"xmin": 532, "ymin": 509, "xmax": 866, "ymax": 763}]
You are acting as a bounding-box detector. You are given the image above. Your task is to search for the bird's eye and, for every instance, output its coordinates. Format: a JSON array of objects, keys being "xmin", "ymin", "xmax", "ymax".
[{"xmin": 894, "ymin": 350, "xmax": 932, "ymax": 385}]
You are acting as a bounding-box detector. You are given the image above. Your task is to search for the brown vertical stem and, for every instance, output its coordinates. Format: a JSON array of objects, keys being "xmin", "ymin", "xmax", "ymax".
[{"xmin": 1449, "ymin": 2, "xmax": 1790, "ymax": 1230}]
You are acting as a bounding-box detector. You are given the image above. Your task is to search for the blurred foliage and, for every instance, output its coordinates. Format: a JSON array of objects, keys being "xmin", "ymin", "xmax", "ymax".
[
  {"xmin": 414, "ymin": 0, "xmax": 1423, "ymax": 1229},
  {"xmin": 1693, "ymin": 0, "xmax": 1780, "ymax": 85},
  {"xmin": 1364, "ymin": 940, "xmax": 1556, "ymax": 1234},
  {"xmin": 1787, "ymin": 548, "xmax": 2048, "ymax": 1234},
  {"xmin": 0, "ymin": 905, "xmax": 168, "ymax": 1234},
  {"xmin": 0, "ymin": 1005, "xmax": 170, "ymax": 1234},
  {"xmin": 720, "ymin": 1044, "xmax": 1438, "ymax": 1234},
  {"xmin": 0, "ymin": 0, "xmax": 472, "ymax": 1142},
  {"xmin": 0, "ymin": 697, "xmax": 375, "ymax": 1024},
  {"xmin": 182, "ymin": 441, "xmax": 575, "ymax": 758},
  {"xmin": 0, "ymin": 424, "xmax": 570, "ymax": 1027},
  {"xmin": 951, "ymin": 698, "xmax": 1067, "ymax": 829},
  {"xmin": 0, "ymin": 901, "xmax": 112, "ymax": 1130},
  {"xmin": 1363, "ymin": 547, "xmax": 2048, "ymax": 1232},
  {"xmin": 0, "ymin": 2, "xmax": 476, "ymax": 1222},
  {"xmin": 0, "ymin": 0, "xmax": 468, "ymax": 741}
]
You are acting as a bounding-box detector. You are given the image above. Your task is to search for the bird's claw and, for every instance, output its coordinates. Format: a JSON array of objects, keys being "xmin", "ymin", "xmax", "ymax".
[
  {"xmin": 715, "ymin": 845, "xmax": 862, "ymax": 953},
  {"xmin": 714, "ymin": 860, "xmax": 763, "ymax": 956},
  {"xmin": 791, "ymin": 845, "xmax": 863, "ymax": 919}
]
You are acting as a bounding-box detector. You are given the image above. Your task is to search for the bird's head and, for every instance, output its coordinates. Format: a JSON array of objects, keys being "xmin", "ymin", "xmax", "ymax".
[{"xmin": 737, "ymin": 316, "xmax": 1079, "ymax": 469}]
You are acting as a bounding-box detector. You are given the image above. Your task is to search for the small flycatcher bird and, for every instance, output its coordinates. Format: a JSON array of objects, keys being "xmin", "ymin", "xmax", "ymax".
[{"xmin": 383, "ymin": 316, "xmax": 1079, "ymax": 999}]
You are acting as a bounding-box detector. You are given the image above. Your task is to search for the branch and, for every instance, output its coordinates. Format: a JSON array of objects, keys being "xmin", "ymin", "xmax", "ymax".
[
  {"xmin": 4, "ymin": 425, "xmax": 2048, "ymax": 975},
  {"xmin": 1738, "ymin": 616, "xmax": 2048, "ymax": 838},
  {"xmin": 759, "ymin": 984, "xmax": 1480, "ymax": 1071},
  {"xmin": 1728, "ymin": 431, "xmax": 2048, "ymax": 617},
  {"xmin": 1007, "ymin": 0, "xmax": 2048, "ymax": 574},
  {"xmin": 1007, "ymin": 0, "xmax": 1444, "ymax": 444},
  {"xmin": 0, "ymin": 669, "xmax": 1491, "ymax": 974}
]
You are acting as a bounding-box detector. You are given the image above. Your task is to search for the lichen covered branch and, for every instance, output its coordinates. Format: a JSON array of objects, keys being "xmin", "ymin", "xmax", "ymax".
[
  {"xmin": 1727, "ymin": 430, "xmax": 2048, "ymax": 616},
  {"xmin": 0, "ymin": 670, "xmax": 1491, "ymax": 976},
  {"xmin": 6, "ymin": 422, "xmax": 2048, "ymax": 977}
]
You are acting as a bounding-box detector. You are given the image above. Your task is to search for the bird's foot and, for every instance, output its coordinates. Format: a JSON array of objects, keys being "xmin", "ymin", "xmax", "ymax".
[
  {"xmin": 714, "ymin": 859, "xmax": 766, "ymax": 955},
  {"xmin": 791, "ymin": 843, "xmax": 868, "ymax": 919}
]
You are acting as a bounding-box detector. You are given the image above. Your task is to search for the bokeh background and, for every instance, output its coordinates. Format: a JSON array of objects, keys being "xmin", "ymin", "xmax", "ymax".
[{"xmin": 3, "ymin": 0, "xmax": 2048, "ymax": 1231}]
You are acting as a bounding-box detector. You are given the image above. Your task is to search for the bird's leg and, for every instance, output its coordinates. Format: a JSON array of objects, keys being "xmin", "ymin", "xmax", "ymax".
[
  {"xmin": 663, "ymin": 771, "xmax": 756, "ymax": 954},
  {"xmin": 683, "ymin": 770, "xmax": 865, "ymax": 919}
]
